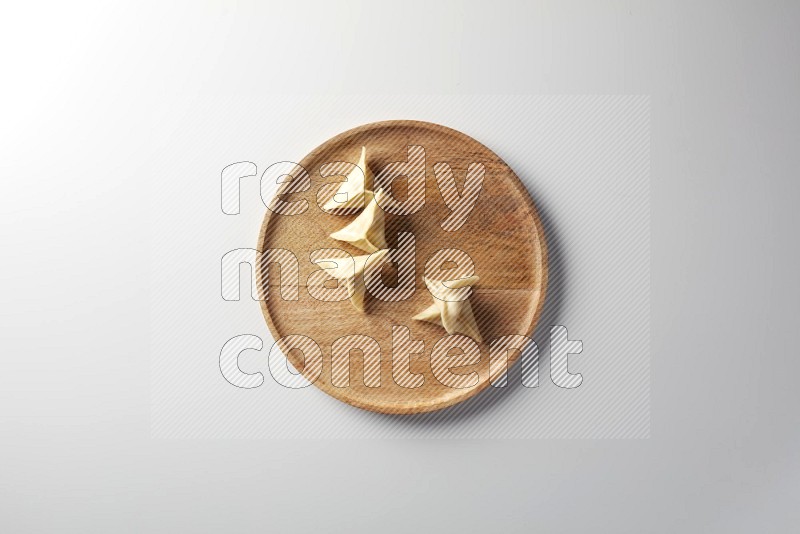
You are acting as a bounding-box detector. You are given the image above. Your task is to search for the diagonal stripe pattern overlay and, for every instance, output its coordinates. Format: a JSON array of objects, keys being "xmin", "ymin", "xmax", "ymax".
[{"xmin": 151, "ymin": 95, "xmax": 650, "ymax": 439}]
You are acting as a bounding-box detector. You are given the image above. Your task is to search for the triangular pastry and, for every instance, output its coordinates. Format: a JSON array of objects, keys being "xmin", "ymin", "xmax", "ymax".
[
  {"xmin": 413, "ymin": 275, "xmax": 483, "ymax": 342},
  {"xmin": 312, "ymin": 250, "xmax": 388, "ymax": 312},
  {"xmin": 329, "ymin": 189, "xmax": 388, "ymax": 253},
  {"xmin": 323, "ymin": 146, "xmax": 374, "ymax": 211}
]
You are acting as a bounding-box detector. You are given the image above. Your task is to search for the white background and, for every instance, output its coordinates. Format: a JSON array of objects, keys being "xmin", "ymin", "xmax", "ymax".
[{"xmin": 2, "ymin": 1, "xmax": 799, "ymax": 532}]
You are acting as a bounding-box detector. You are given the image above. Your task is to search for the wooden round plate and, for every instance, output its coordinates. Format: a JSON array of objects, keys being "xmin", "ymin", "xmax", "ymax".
[{"xmin": 257, "ymin": 120, "xmax": 547, "ymax": 414}]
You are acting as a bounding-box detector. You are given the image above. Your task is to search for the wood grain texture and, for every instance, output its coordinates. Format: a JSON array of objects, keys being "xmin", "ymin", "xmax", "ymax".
[{"xmin": 257, "ymin": 120, "xmax": 547, "ymax": 414}]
